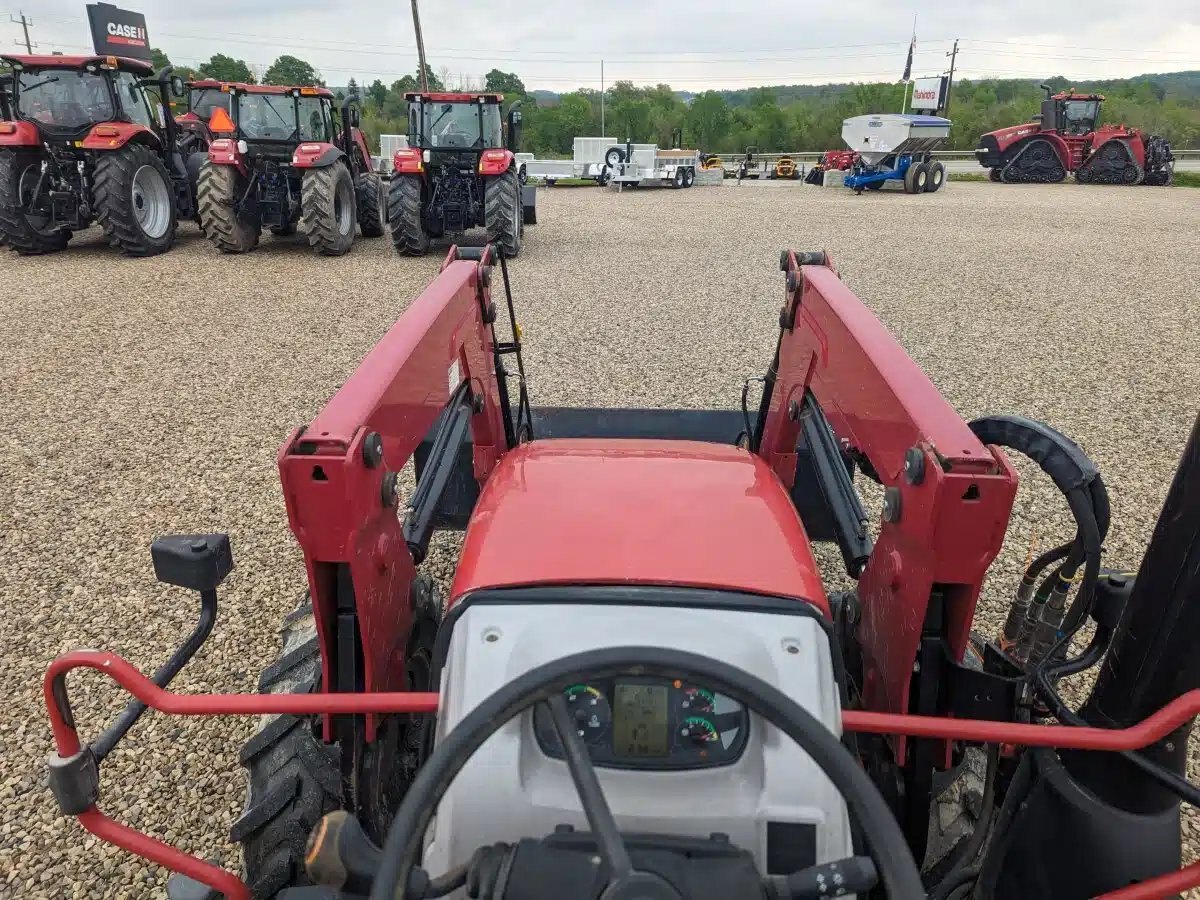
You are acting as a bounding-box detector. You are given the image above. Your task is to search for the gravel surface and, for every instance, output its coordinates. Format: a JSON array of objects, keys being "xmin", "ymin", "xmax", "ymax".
[{"xmin": 2, "ymin": 180, "xmax": 1197, "ymax": 897}]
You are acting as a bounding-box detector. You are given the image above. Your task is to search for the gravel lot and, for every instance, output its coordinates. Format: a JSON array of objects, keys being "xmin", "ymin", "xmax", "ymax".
[{"xmin": 2, "ymin": 180, "xmax": 1197, "ymax": 897}]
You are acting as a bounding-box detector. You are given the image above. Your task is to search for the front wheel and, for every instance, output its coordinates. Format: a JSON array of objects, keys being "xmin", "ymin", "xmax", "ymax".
[
  {"xmin": 356, "ymin": 172, "xmax": 387, "ymax": 238},
  {"xmin": 0, "ymin": 149, "xmax": 71, "ymax": 255},
  {"xmin": 301, "ymin": 164, "xmax": 356, "ymax": 256},
  {"xmin": 484, "ymin": 167, "xmax": 523, "ymax": 258},
  {"xmin": 387, "ymin": 174, "xmax": 429, "ymax": 256},
  {"xmin": 93, "ymin": 143, "xmax": 178, "ymax": 256}
]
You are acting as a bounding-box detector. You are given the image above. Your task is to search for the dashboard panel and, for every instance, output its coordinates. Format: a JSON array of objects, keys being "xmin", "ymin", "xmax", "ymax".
[{"xmin": 533, "ymin": 677, "xmax": 749, "ymax": 769}]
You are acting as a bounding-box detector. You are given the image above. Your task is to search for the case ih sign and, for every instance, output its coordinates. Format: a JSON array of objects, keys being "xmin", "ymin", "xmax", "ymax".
[
  {"xmin": 87, "ymin": 3, "xmax": 152, "ymax": 62},
  {"xmin": 911, "ymin": 76, "xmax": 948, "ymax": 112}
]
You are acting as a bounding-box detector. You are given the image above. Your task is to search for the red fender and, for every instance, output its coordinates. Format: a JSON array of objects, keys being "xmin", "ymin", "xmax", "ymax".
[
  {"xmin": 350, "ymin": 127, "xmax": 374, "ymax": 172},
  {"xmin": 393, "ymin": 147, "xmax": 424, "ymax": 174},
  {"xmin": 80, "ymin": 122, "xmax": 160, "ymax": 151},
  {"xmin": 1017, "ymin": 131, "xmax": 1071, "ymax": 169},
  {"xmin": 1092, "ymin": 125, "xmax": 1146, "ymax": 166},
  {"xmin": 479, "ymin": 148, "xmax": 514, "ymax": 176},
  {"xmin": 292, "ymin": 141, "xmax": 344, "ymax": 169},
  {"xmin": 0, "ymin": 120, "xmax": 40, "ymax": 147},
  {"xmin": 206, "ymin": 138, "xmax": 248, "ymax": 176}
]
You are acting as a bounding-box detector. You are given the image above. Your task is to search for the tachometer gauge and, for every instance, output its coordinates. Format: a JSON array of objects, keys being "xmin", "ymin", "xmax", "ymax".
[
  {"xmin": 677, "ymin": 716, "xmax": 720, "ymax": 749},
  {"xmin": 678, "ymin": 686, "xmax": 715, "ymax": 715},
  {"xmin": 563, "ymin": 684, "xmax": 612, "ymax": 745}
]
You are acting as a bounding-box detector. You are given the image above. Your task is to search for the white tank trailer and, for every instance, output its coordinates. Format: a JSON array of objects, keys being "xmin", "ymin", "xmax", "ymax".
[{"xmin": 840, "ymin": 113, "xmax": 951, "ymax": 195}]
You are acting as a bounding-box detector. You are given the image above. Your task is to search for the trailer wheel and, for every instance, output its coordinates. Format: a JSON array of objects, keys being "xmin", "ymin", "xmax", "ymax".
[
  {"xmin": 518, "ymin": 163, "xmax": 528, "ymax": 185},
  {"xmin": 598, "ymin": 165, "xmax": 610, "ymax": 187},
  {"xmin": 387, "ymin": 174, "xmax": 429, "ymax": 256},
  {"xmin": 93, "ymin": 143, "xmax": 178, "ymax": 257},
  {"xmin": 683, "ymin": 167, "xmax": 695, "ymax": 188},
  {"xmin": 485, "ymin": 167, "xmax": 522, "ymax": 258},
  {"xmin": 925, "ymin": 161, "xmax": 945, "ymax": 192},
  {"xmin": 232, "ymin": 580, "xmax": 442, "ymax": 899},
  {"xmin": 301, "ymin": 163, "xmax": 357, "ymax": 256},
  {"xmin": 0, "ymin": 149, "xmax": 71, "ymax": 255},
  {"xmin": 356, "ymin": 172, "xmax": 387, "ymax": 238},
  {"xmin": 671, "ymin": 168, "xmax": 685, "ymax": 189},
  {"xmin": 903, "ymin": 162, "xmax": 924, "ymax": 194},
  {"xmin": 197, "ymin": 160, "xmax": 261, "ymax": 253},
  {"xmin": 605, "ymin": 146, "xmax": 626, "ymax": 167}
]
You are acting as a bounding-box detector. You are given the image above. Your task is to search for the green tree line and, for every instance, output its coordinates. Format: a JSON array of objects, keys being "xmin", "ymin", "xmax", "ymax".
[{"xmin": 149, "ymin": 47, "xmax": 1200, "ymax": 153}]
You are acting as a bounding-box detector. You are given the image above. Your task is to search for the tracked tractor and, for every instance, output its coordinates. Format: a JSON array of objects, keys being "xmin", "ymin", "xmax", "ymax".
[
  {"xmin": 0, "ymin": 54, "xmax": 200, "ymax": 256},
  {"xmin": 388, "ymin": 92, "xmax": 536, "ymax": 257},
  {"xmin": 194, "ymin": 82, "xmax": 384, "ymax": 256},
  {"xmin": 976, "ymin": 85, "xmax": 1174, "ymax": 185},
  {"xmin": 40, "ymin": 245, "xmax": 1200, "ymax": 900}
]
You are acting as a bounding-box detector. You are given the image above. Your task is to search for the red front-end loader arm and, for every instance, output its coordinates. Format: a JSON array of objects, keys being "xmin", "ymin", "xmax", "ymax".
[{"xmin": 39, "ymin": 245, "xmax": 1200, "ymax": 899}]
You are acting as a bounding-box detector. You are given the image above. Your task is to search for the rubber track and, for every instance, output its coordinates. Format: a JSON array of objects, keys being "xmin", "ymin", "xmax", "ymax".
[
  {"xmin": 1000, "ymin": 138, "xmax": 1066, "ymax": 184},
  {"xmin": 196, "ymin": 161, "xmax": 261, "ymax": 253},
  {"xmin": 356, "ymin": 172, "xmax": 386, "ymax": 237},
  {"xmin": 93, "ymin": 143, "xmax": 177, "ymax": 256},
  {"xmin": 301, "ymin": 164, "xmax": 355, "ymax": 256},
  {"xmin": 0, "ymin": 149, "xmax": 70, "ymax": 255},
  {"xmin": 1076, "ymin": 139, "xmax": 1142, "ymax": 185},
  {"xmin": 484, "ymin": 168, "xmax": 521, "ymax": 258},
  {"xmin": 230, "ymin": 600, "xmax": 340, "ymax": 900},
  {"xmin": 387, "ymin": 175, "xmax": 429, "ymax": 256}
]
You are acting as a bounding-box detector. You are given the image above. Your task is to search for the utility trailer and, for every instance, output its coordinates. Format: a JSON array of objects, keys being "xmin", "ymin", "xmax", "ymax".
[
  {"xmin": 608, "ymin": 144, "xmax": 700, "ymax": 188},
  {"xmin": 515, "ymin": 137, "xmax": 633, "ymax": 186},
  {"xmin": 841, "ymin": 113, "xmax": 951, "ymax": 194}
]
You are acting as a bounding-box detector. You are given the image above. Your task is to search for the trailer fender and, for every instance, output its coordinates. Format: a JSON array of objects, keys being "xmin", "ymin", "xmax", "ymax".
[
  {"xmin": 0, "ymin": 120, "xmax": 40, "ymax": 147},
  {"xmin": 478, "ymin": 148, "xmax": 514, "ymax": 176},
  {"xmin": 520, "ymin": 183, "xmax": 537, "ymax": 225},
  {"xmin": 80, "ymin": 122, "xmax": 160, "ymax": 151},
  {"xmin": 292, "ymin": 142, "xmax": 345, "ymax": 169}
]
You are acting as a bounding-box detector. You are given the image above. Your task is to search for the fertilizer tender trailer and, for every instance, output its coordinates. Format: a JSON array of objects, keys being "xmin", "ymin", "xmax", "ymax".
[
  {"xmin": 841, "ymin": 113, "xmax": 950, "ymax": 194},
  {"xmin": 0, "ymin": 55, "xmax": 200, "ymax": 256},
  {"xmin": 40, "ymin": 247, "xmax": 1200, "ymax": 900},
  {"xmin": 388, "ymin": 91, "xmax": 537, "ymax": 257}
]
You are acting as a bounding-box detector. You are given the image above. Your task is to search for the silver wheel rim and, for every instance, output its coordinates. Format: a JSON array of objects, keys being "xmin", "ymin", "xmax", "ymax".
[
  {"xmin": 335, "ymin": 174, "xmax": 353, "ymax": 237},
  {"xmin": 131, "ymin": 164, "xmax": 172, "ymax": 239}
]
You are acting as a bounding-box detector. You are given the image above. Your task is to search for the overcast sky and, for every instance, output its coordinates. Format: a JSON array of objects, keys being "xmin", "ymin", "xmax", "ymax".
[{"xmin": 14, "ymin": 0, "xmax": 1200, "ymax": 91}]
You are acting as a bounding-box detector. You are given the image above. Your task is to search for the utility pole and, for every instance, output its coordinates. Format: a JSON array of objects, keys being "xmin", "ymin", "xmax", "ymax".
[
  {"xmin": 944, "ymin": 38, "xmax": 959, "ymax": 116},
  {"xmin": 11, "ymin": 11, "xmax": 35, "ymax": 54},
  {"xmin": 601, "ymin": 59, "xmax": 605, "ymax": 136},
  {"xmin": 410, "ymin": 0, "xmax": 429, "ymax": 91}
]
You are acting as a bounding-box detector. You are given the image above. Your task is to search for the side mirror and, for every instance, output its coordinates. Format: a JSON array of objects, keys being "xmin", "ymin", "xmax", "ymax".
[
  {"xmin": 347, "ymin": 104, "xmax": 361, "ymax": 128},
  {"xmin": 170, "ymin": 75, "xmax": 185, "ymax": 99},
  {"xmin": 506, "ymin": 104, "xmax": 523, "ymax": 152}
]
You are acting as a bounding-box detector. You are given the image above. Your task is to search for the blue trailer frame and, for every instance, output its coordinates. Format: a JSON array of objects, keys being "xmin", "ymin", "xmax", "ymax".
[{"xmin": 844, "ymin": 154, "xmax": 918, "ymax": 191}]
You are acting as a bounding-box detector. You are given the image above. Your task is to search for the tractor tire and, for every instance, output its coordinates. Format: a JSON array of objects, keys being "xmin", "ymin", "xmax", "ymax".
[
  {"xmin": 197, "ymin": 161, "xmax": 261, "ymax": 253},
  {"xmin": 387, "ymin": 174, "xmax": 429, "ymax": 256},
  {"xmin": 300, "ymin": 163, "xmax": 356, "ymax": 256},
  {"xmin": 485, "ymin": 167, "xmax": 523, "ymax": 259},
  {"xmin": 0, "ymin": 149, "xmax": 71, "ymax": 255},
  {"xmin": 93, "ymin": 143, "xmax": 178, "ymax": 257},
  {"xmin": 232, "ymin": 579, "xmax": 442, "ymax": 899},
  {"xmin": 925, "ymin": 161, "xmax": 945, "ymax": 193},
  {"xmin": 356, "ymin": 172, "xmax": 387, "ymax": 238}
]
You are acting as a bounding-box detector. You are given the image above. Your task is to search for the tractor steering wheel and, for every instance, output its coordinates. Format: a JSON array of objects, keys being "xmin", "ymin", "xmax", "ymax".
[{"xmin": 369, "ymin": 646, "xmax": 924, "ymax": 900}]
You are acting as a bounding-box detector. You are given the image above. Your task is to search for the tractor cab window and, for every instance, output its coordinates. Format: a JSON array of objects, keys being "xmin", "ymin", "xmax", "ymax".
[
  {"xmin": 1062, "ymin": 100, "xmax": 1099, "ymax": 135},
  {"xmin": 113, "ymin": 71, "xmax": 158, "ymax": 130},
  {"xmin": 16, "ymin": 69, "xmax": 114, "ymax": 130},
  {"xmin": 421, "ymin": 101, "xmax": 495, "ymax": 149},
  {"xmin": 189, "ymin": 88, "xmax": 230, "ymax": 123},
  {"xmin": 297, "ymin": 96, "xmax": 332, "ymax": 141},
  {"xmin": 239, "ymin": 93, "xmax": 302, "ymax": 141}
]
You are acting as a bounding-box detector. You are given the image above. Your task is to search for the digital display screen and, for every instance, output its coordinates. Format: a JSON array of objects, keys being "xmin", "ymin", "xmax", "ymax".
[{"xmin": 613, "ymin": 683, "xmax": 669, "ymax": 757}]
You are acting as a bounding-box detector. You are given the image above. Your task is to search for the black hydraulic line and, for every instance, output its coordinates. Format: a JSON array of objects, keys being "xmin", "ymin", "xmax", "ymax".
[
  {"xmin": 92, "ymin": 589, "xmax": 218, "ymax": 761},
  {"xmin": 801, "ymin": 395, "xmax": 872, "ymax": 578},
  {"xmin": 495, "ymin": 249, "xmax": 532, "ymax": 442}
]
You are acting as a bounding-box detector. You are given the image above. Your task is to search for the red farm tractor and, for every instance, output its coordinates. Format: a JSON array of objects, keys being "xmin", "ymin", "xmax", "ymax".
[
  {"xmin": 389, "ymin": 91, "xmax": 536, "ymax": 257},
  {"xmin": 194, "ymin": 82, "xmax": 385, "ymax": 256},
  {"xmin": 976, "ymin": 85, "xmax": 1175, "ymax": 185},
  {"xmin": 0, "ymin": 54, "xmax": 202, "ymax": 256},
  {"xmin": 42, "ymin": 247, "xmax": 1200, "ymax": 900}
]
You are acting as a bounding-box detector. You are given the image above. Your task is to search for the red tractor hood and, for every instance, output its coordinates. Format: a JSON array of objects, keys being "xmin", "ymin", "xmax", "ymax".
[{"xmin": 449, "ymin": 438, "xmax": 829, "ymax": 614}]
